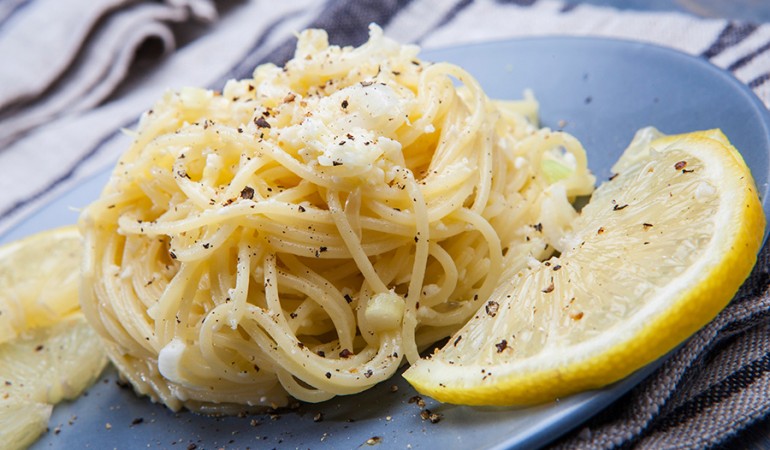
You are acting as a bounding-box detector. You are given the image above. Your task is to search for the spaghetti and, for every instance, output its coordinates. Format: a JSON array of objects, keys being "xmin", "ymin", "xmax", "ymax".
[{"xmin": 79, "ymin": 25, "xmax": 595, "ymax": 413}]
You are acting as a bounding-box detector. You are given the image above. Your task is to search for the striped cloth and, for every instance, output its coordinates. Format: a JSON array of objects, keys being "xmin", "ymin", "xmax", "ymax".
[{"xmin": 1, "ymin": 1, "xmax": 769, "ymax": 448}]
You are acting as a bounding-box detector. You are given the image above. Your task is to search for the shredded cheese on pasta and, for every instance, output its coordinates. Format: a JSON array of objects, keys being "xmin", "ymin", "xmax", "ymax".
[{"xmin": 79, "ymin": 24, "xmax": 595, "ymax": 413}]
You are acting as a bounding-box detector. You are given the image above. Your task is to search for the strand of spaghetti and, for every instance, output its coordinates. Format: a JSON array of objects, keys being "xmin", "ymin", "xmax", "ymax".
[
  {"xmin": 98, "ymin": 236, "xmax": 157, "ymax": 356},
  {"xmin": 451, "ymin": 207, "xmax": 504, "ymax": 300},
  {"xmin": 399, "ymin": 68, "xmax": 450, "ymax": 145},
  {"xmin": 278, "ymin": 253, "xmax": 356, "ymax": 349},
  {"xmin": 171, "ymin": 224, "xmax": 237, "ymax": 262},
  {"xmin": 420, "ymin": 242, "xmax": 459, "ymax": 308},
  {"xmin": 274, "ymin": 272, "xmax": 354, "ymax": 347},
  {"xmin": 239, "ymin": 306, "xmax": 400, "ymax": 395},
  {"xmin": 147, "ymin": 260, "xmax": 201, "ymax": 344},
  {"xmin": 117, "ymin": 200, "xmax": 329, "ymax": 236},
  {"xmin": 344, "ymin": 187, "xmax": 362, "ymax": 239},
  {"xmin": 356, "ymin": 245, "xmax": 411, "ymax": 346},
  {"xmin": 224, "ymin": 236, "xmax": 253, "ymax": 328},
  {"xmin": 263, "ymin": 230, "xmax": 404, "ymax": 260},
  {"xmin": 276, "ymin": 367, "xmax": 336, "ymax": 403},
  {"xmin": 402, "ymin": 170, "xmax": 430, "ymax": 364},
  {"xmin": 257, "ymin": 139, "xmax": 330, "ymax": 186},
  {"xmin": 327, "ymin": 189, "xmax": 389, "ymax": 294},
  {"xmin": 424, "ymin": 64, "xmax": 484, "ymax": 175},
  {"xmin": 199, "ymin": 306, "xmax": 279, "ymax": 375}
]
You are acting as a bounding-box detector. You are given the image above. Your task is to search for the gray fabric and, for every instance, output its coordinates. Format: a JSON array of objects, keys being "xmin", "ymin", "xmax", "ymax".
[{"xmin": 2, "ymin": 0, "xmax": 770, "ymax": 448}]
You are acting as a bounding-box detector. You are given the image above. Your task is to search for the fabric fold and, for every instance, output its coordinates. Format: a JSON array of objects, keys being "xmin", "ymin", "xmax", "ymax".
[{"xmin": 0, "ymin": 0, "xmax": 215, "ymax": 146}]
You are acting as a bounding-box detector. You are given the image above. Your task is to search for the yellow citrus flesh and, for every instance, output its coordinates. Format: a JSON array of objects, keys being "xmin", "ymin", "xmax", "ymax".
[
  {"xmin": 0, "ymin": 226, "xmax": 82, "ymax": 343},
  {"xmin": 403, "ymin": 129, "xmax": 766, "ymax": 405},
  {"xmin": 0, "ymin": 227, "xmax": 108, "ymax": 445},
  {"xmin": 0, "ymin": 401, "xmax": 52, "ymax": 450}
]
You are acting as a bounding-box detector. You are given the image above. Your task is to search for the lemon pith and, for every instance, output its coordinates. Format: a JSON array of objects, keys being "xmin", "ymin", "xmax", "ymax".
[{"xmin": 403, "ymin": 130, "xmax": 765, "ymax": 405}]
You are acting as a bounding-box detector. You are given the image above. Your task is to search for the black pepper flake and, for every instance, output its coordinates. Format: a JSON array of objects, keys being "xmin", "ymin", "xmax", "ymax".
[
  {"xmin": 542, "ymin": 282, "xmax": 555, "ymax": 294},
  {"xmin": 317, "ymin": 350, "xmax": 325, "ymax": 357},
  {"xmin": 420, "ymin": 410, "xmax": 443, "ymax": 424},
  {"xmin": 613, "ymin": 203, "xmax": 628, "ymax": 211},
  {"xmin": 131, "ymin": 417, "xmax": 144, "ymax": 426},
  {"xmin": 364, "ymin": 369, "xmax": 373, "ymax": 378},
  {"xmin": 643, "ymin": 223, "xmax": 654, "ymax": 230},
  {"xmin": 176, "ymin": 170, "xmax": 190, "ymax": 179},
  {"xmin": 674, "ymin": 160, "xmax": 687, "ymax": 170},
  {"xmin": 495, "ymin": 339, "xmax": 508, "ymax": 353},
  {"xmin": 339, "ymin": 348, "xmax": 353, "ymax": 358},
  {"xmin": 344, "ymin": 294, "xmax": 353, "ymax": 304},
  {"xmin": 453, "ymin": 335, "xmax": 462, "ymax": 346},
  {"xmin": 553, "ymin": 264, "xmax": 562, "ymax": 271},
  {"xmin": 237, "ymin": 127, "xmax": 243, "ymax": 133},
  {"xmin": 202, "ymin": 243, "xmax": 210, "ymax": 249},
  {"xmin": 332, "ymin": 160, "xmax": 343, "ymax": 166},
  {"xmin": 298, "ymin": 205, "xmax": 306, "ymax": 212},
  {"xmin": 240, "ymin": 186, "xmax": 255, "ymax": 200},
  {"xmin": 341, "ymin": 99, "xmax": 349, "ymax": 109},
  {"xmin": 597, "ymin": 227, "xmax": 605, "ymax": 235},
  {"xmin": 485, "ymin": 301, "xmax": 499, "ymax": 317},
  {"xmin": 360, "ymin": 81, "xmax": 374, "ymax": 87},
  {"xmin": 408, "ymin": 396, "xmax": 425, "ymax": 407},
  {"xmin": 35, "ymin": 345, "xmax": 44, "ymax": 352},
  {"xmin": 254, "ymin": 116, "xmax": 271, "ymax": 128},
  {"xmin": 325, "ymin": 372, "xmax": 332, "ymax": 379},
  {"xmin": 531, "ymin": 223, "xmax": 543, "ymax": 232},
  {"xmin": 169, "ymin": 251, "xmax": 177, "ymax": 260},
  {"xmin": 609, "ymin": 173, "xmax": 619, "ymax": 181}
]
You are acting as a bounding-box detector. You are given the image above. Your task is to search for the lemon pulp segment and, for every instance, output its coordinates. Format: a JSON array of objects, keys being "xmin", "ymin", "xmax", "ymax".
[{"xmin": 403, "ymin": 130, "xmax": 765, "ymax": 405}]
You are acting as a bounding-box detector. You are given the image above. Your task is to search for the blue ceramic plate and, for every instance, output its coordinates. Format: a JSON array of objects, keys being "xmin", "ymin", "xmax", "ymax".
[{"xmin": 9, "ymin": 36, "xmax": 770, "ymax": 450}]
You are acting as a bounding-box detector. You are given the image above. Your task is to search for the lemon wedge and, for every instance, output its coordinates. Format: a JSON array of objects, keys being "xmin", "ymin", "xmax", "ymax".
[
  {"xmin": 403, "ymin": 129, "xmax": 766, "ymax": 405},
  {"xmin": 0, "ymin": 226, "xmax": 83, "ymax": 343},
  {"xmin": 0, "ymin": 226, "xmax": 108, "ymax": 448}
]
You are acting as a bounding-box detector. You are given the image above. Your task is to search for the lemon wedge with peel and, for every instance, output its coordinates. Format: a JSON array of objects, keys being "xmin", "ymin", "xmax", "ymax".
[
  {"xmin": 403, "ymin": 129, "xmax": 766, "ymax": 406},
  {"xmin": 0, "ymin": 226, "xmax": 108, "ymax": 449}
]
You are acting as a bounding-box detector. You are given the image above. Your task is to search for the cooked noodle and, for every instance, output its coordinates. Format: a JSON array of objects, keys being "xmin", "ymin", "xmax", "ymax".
[{"xmin": 79, "ymin": 24, "xmax": 595, "ymax": 413}]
